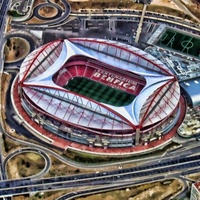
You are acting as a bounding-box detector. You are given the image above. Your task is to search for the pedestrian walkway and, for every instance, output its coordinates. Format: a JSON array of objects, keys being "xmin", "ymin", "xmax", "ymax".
[{"xmin": 147, "ymin": 24, "xmax": 166, "ymax": 45}]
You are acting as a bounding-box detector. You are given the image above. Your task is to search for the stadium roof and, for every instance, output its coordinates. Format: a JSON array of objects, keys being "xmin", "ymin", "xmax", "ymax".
[
  {"xmin": 19, "ymin": 38, "xmax": 180, "ymax": 131},
  {"xmin": 180, "ymin": 78, "xmax": 200, "ymax": 107}
]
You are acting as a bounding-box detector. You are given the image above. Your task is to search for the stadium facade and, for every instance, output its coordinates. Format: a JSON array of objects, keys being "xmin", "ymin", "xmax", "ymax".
[{"xmin": 18, "ymin": 38, "xmax": 182, "ymax": 149}]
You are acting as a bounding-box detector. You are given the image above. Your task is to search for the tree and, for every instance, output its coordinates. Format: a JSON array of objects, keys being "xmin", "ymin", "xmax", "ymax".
[{"xmin": 7, "ymin": 10, "xmax": 13, "ymax": 16}]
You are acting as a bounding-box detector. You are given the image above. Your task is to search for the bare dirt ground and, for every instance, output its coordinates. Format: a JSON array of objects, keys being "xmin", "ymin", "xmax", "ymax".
[
  {"xmin": 188, "ymin": 173, "xmax": 200, "ymax": 181},
  {"xmin": 151, "ymin": 0, "xmax": 182, "ymax": 10},
  {"xmin": 38, "ymin": 6, "xmax": 58, "ymax": 18},
  {"xmin": 68, "ymin": 0, "xmax": 195, "ymax": 10},
  {"xmin": 7, "ymin": 152, "xmax": 45, "ymax": 179},
  {"xmin": 76, "ymin": 179, "xmax": 183, "ymax": 200},
  {"xmin": 4, "ymin": 37, "xmax": 30, "ymax": 63}
]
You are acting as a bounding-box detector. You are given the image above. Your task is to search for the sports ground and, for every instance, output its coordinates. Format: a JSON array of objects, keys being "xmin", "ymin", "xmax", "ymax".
[
  {"xmin": 65, "ymin": 77, "xmax": 135, "ymax": 107},
  {"xmin": 156, "ymin": 29, "xmax": 200, "ymax": 58}
]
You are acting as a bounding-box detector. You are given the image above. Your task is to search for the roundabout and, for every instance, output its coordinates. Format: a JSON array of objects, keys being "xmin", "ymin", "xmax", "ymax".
[
  {"xmin": 3, "ymin": 31, "xmax": 38, "ymax": 66},
  {"xmin": 34, "ymin": 3, "xmax": 63, "ymax": 20},
  {"xmin": 4, "ymin": 37, "xmax": 30, "ymax": 64}
]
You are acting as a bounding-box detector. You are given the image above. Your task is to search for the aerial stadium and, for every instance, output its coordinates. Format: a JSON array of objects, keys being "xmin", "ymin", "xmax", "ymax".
[{"xmin": 16, "ymin": 38, "xmax": 185, "ymax": 154}]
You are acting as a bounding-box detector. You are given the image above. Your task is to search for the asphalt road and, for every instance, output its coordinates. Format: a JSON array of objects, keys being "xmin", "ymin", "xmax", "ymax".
[
  {"xmin": 0, "ymin": 1, "xmax": 15, "ymax": 200},
  {"xmin": 0, "ymin": 0, "xmax": 10, "ymax": 69},
  {"xmin": 0, "ymin": 151, "xmax": 200, "ymax": 196}
]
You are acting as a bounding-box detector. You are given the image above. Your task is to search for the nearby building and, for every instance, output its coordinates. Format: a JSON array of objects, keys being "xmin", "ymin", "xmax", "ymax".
[
  {"xmin": 17, "ymin": 38, "xmax": 182, "ymax": 151},
  {"xmin": 133, "ymin": 0, "xmax": 152, "ymax": 4},
  {"xmin": 190, "ymin": 182, "xmax": 200, "ymax": 200}
]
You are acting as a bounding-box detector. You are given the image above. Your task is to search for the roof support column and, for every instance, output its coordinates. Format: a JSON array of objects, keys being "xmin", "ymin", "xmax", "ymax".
[
  {"xmin": 108, "ymin": 18, "xmax": 116, "ymax": 31},
  {"xmin": 135, "ymin": 128, "xmax": 140, "ymax": 146}
]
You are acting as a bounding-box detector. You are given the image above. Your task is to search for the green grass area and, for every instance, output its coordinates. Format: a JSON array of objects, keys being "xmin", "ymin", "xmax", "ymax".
[
  {"xmin": 9, "ymin": 10, "xmax": 25, "ymax": 17},
  {"xmin": 156, "ymin": 29, "xmax": 200, "ymax": 58},
  {"xmin": 64, "ymin": 77, "xmax": 135, "ymax": 107}
]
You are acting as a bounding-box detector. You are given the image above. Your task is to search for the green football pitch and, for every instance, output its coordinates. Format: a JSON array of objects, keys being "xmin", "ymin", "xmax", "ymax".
[
  {"xmin": 64, "ymin": 77, "xmax": 135, "ymax": 107},
  {"xmin": 156, "ymin": 29, "xmax": 200, "ymax": 58}
]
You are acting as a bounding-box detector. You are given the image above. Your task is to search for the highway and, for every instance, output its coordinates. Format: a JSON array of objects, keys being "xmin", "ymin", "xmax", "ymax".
[
  {"xmin": 69, "ymin": 11, "xmax": 200, "ymax": 32},
  {"xmin": 0, "ymin": 0, "xmax": 10, "ymax": 180},
  {"xmin": 0, "ymin": 0, "xmax": 10, "ymax": 68},
  {"xmin": 10, "ymin": 7, "xmax": 200, "ymax": 34},
  {"xmin": 0, "ymin": 1, "xmax": 13, "ymax": 200},
  {"xmin": 0, "ymin": 151, "xmax": 200, "ymax": 196}
]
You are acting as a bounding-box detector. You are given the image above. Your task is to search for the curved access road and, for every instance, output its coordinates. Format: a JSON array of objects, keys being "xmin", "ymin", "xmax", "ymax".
[
  {"xmin": 3, "ymin": 147, "xmax": 51, "ymax": 180},
  {"xmin": 11, "ymin": 0, "xmax": 71, "ymax": 27},
  {"xmin": 33, "ymin": 2, "xmax": 63, "ymax": 20}
]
